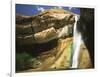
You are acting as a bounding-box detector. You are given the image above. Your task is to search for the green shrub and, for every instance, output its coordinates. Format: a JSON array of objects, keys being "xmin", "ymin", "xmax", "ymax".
[{"xmin": 16, "ymin": 52, "xmax": 40, "ymax": 71}]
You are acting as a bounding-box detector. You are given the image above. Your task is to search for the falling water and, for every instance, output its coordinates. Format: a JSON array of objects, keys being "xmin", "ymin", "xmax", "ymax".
[{"xmin": 71, "ymin": 15, "xmax": 82, "ymax": 68}]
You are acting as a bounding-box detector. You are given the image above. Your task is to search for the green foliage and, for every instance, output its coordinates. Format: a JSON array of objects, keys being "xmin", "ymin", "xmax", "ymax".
[
  {"xmin": 16, "ymin": 52, "xmax": 40, "ymax": 71},
  {"xmin": 31, "ymin": 58, "xmax": 41, "ymax": 68}
]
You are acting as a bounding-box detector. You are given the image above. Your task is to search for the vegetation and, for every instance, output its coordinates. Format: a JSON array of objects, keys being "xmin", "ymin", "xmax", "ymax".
[{"xmin": 16, "ymin": 52, "xmax": 40, "ymax": 71}]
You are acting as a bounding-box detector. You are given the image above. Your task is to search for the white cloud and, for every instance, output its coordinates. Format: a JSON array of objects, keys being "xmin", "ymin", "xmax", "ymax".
[
  {"xmin": 37, "ymin": 7, "xmax": 45, "ymax": 12},
  {"xmin": 68, "ymin": 7, "xmax": 73, "ymax": 10},
  {"xmin": 54, "ymin": 6, "xmax": 63, "ymax": 9},
  {"xmin": 58, "ymin": 6, "xmax": 63, "ymax": 9}
]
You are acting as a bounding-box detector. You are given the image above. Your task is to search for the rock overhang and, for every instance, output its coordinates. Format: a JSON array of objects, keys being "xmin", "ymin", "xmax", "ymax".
[{"xmin": 16, "ymin": 9, "xmax": 78, "ymax": 45}]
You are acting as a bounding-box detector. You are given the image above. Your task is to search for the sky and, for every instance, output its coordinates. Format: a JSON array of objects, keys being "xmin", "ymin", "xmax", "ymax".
[{"xmin": 16, "ymin": 4, "xmax": 80, "ymax": 16}]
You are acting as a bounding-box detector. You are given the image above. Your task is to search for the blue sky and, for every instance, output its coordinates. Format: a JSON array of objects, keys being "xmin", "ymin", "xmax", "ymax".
[{"xmin": 16, "ymin": 4, "xmax": 80, "ymax": 16}]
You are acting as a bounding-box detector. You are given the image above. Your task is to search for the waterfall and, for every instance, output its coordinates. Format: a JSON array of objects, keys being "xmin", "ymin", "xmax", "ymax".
[{"xmin": 71, "ymin": 15, "xmax": 82, "ymax": 68}]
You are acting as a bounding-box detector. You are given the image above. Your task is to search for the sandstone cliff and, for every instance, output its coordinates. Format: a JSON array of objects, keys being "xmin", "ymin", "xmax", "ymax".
[{"xmin": 16, "ymin": 9, "xmax": 92, "ymax": 72}]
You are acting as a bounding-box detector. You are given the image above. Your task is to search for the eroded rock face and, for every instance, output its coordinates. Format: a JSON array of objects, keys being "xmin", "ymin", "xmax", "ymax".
[
  {"xmin": 16, "ymin": 9, "xmax": 92, "ymax": 72},
  {"xmin": 16, "ymin": 9, "xmax": 75, "ymax": 45}
]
